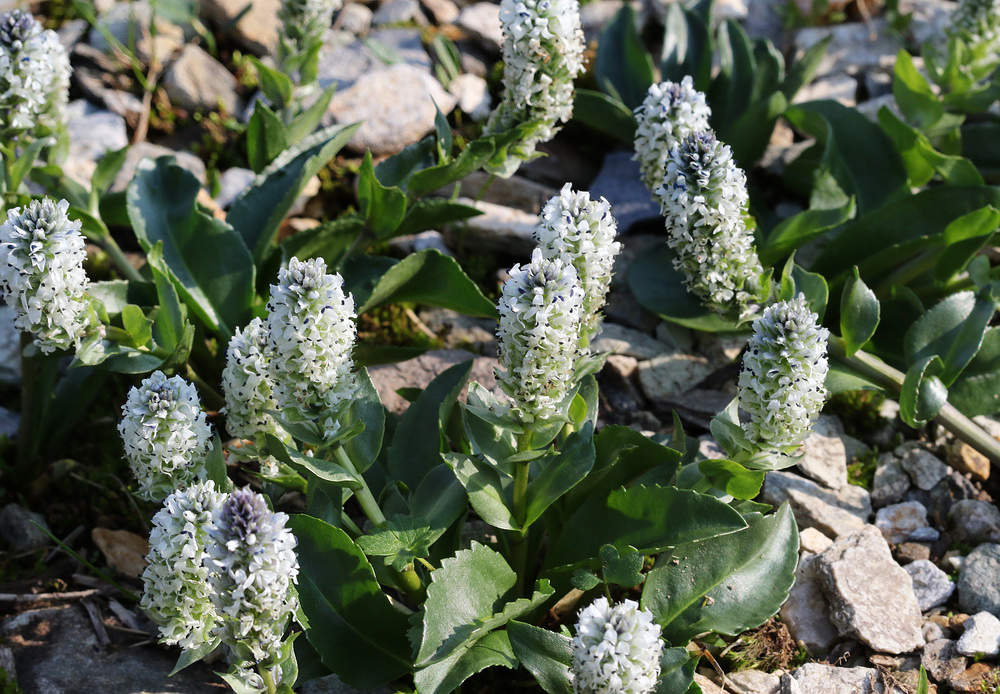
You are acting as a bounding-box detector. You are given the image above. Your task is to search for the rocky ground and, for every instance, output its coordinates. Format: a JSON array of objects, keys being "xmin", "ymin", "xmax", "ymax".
[{"xmin": 0, "ymin": 0, "xmax": 994, "ymax": 692}]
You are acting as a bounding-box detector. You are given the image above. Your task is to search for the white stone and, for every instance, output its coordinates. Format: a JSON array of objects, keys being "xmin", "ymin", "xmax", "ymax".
[
  {"xmin": 203, "ymin": 0, "xmax": 281, "ymax": 54},
  {"xmin": 956, "ymin": 611, "xmax": 1000, "ymax": 657},
  {"xmin": 215, "ymin": 167, "xmax": 256, "ymax": 209},
  {"xmin": 335, "ymin": 3, "xmax": 374, "ymax": 35},
  {"xmin": 905, "ymin": 559, "xmax": 956, "ymax": 612},
  {"xmin": 64, "ymin": 100, "xmax": 129, "ymax": 186},
  {"xmin": 875, "ymin": 501, "xmax": 930, "ymax": 544},
  {"xmin": 796, "ymin": 414, "xmax": 849, "ymax": 490},
  {"xmin": 794, "ymin": 19, "xmax": 901, "ymax": 78},
  {"xmin": 900, "ymin": 448, "xmax": 949, "ymax": 490},
  {"xmin": 637, "ymin": 353, "xmax": 713, "ymax": 404},
  {"xmin": 448, "ymin": 73, "xmax": 491, "ymax": 121},
  {"xmin": 591, "ymin": 323, "xmax": 669, "ymax": 361},
  {"xmin": 111, "ymin": 142, "xmax": 206, "ymax": 193},
  {"xmin": 800, "ymin": 527, "xmax": 833, "ymax": 555},
  {"xmin": 163, "ymin": 44, "xmax": 240, "ymax": 113},
  {"xmin": 445, "ymin": 198, "xmax": 537, "ymax": 256},
  {"xmin": 792, "ymin": 74, "xmax": 857, "ymax": 106},
  {"xmin": 762, "ymin": 470, "xmax": 872, "ymax": 538},
  {"xmin": 456, "ymin": 2, "xmax": 503, "ymax": 49}
]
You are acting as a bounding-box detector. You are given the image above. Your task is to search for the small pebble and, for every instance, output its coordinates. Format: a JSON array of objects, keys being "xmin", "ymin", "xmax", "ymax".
[{"xmin": 956, "ymin": 611, "xmax": 1000, "ymax": 657}]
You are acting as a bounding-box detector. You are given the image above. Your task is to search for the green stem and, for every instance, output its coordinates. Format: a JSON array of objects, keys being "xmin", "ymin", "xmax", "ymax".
[
  {"xmin": 509, "ymin": 430, "xmax": 533, "ymax": 596},
  {"xmin": 185, "ymin": 364, "xmax": 225, "ymax": 411},
  {"xmin": 100, "ymin": 234, "xmax": 145, "ymax": 284},
  {"xmin": 333, "ymin": 445, "xmax": 386, "ymax": 528},
  {"xmin": 829, "ymin": 334, "xmax": 1000, "ymax": 464},
  {"xmin": 16, "ymin": 333, "xmax": 37, "ymax": 470},
  {"xmin": 259, "ymin": 666, "xmax": 277, "ymax": 694}
]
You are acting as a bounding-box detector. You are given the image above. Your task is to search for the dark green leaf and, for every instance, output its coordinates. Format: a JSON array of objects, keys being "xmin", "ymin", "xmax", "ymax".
[
  {"xmin": 660, "ymin": 2, "xmax": 712, "ymax": 90},
  {"xmin": 900, "ymin": 355, "xmax": 948, "ymax": 427},
  {"xmin": 524, "ymin": 422, "xmax": 596, "ymax": 527},
  {"xmin": 655, "ymin": 647, "xmax": 697, "ymax": 694},
  {"xmin": 905, "ymin": 291, "xmax": 995, "ymax": 387},
  {"xmin": 595, "ymin": 5, "xmax": 655, "ymax": 109},
  {"xmin": 290, "ymin": 515, "xmax": 412, "ymax": 689},
  {"xmin": 879, "ymin": 107, "xmax": 983, "ymax": 187},
  {"xmin": 933, "ymin": 207, "xmax": 1000, "ymax": 284},
  {"xmin": 246, "ymin": 100, "xmax": 289, "ymax": 173},
  {"xmin": 507, "ymin": 622, "xmax": 573, "ymax": 694},
  {"xmin": 893, "ymin": 50, "xmax": 943, "ymax": 130},
  {"xmin": 414, "ymin": 629, "xmax": 517, "ymax": 694},
  {"xmin": 91, "ymin": 145, "xmax": 129, "ymax": 200},
  {"xmin": 264, "ymin": 434, "xmax": 362, "ymax": 487},
  {"xmin": 641, "ymin": 504, "xmax": 798, "ymax": 643},
  {"xmin": 446, "ymin": 452, "xmax": 518, "ymax": 530},
  {"xmin": 572, "ymin": 89, "xmax": 637, "ymax": 143},
  {"xmin": 950, "ymin": 327, "xmax": 1000, "ymax": 416},
  {"xmin": 760, "ymin": 197, "xmax": 855, "ymax": 266},
  {"xmin": 722, "ymin": 91, "xmax": 787, "ymax": 168},
  {"xmin": 708, "ymin": 20, "xmax": 757, "ymax": 135},
  {"xmin": 781, "ymin": 35, "xmax": 830, "ymax": 100},
  {"xmin": 698, "ymin": 459, "xmax": 766, "ymax": 499},
  {"xmin": 840, "ymin": 267, "xmax": 880, "ymax": 357},
  {"xmin": 375, "ymin": 136, "xmax": 437, "ymax": 188},
  {"xmin": 342, "ymin": 368, "xmax": 385, "ymax": 472},
  {"xmin": 250, "ymin": 56, "xmax": 293, "ymax": 108},
  {"xmin": 599, "ymin": 544, "xmax": 645, "ymax": 587},
  {"xmin": 826, "ymin": 360, "xmax": 888, "ymax": 394},
  {"xmin": 396, "ymin": 199, "xmax": 482, "ymax": 237},
  {"xmin": 286, "ymin": 86, "xmax": 336, "ymax": 145},
  {"xmin": 358, "ymin": 151, "xmax": 408, "ymax": 239}
]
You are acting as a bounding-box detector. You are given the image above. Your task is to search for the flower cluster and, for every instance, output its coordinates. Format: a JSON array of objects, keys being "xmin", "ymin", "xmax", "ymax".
[
  {"xmin": 0, "ymin": 198, "xmax": 98, "ymax": 354},
  {"xmin": 265, "ymin": 256, "xmax": 357, "ymax": 436},
  {"xmin": 140, "ymin": 481, "xmax": 226, "ymax": 650},
  {"xmin": 221, "ymin": 317, "xmax": 283, "ymax": 442},
  {"xmin": 118, "ymin": 371, "xmax": 212, "ymax": 501},
  {"xmin": 571, "ymin": 597, "xmax": 663, "ymax": 694},
  {"xmin": 496, "ymin": 248, "xmax": 585, "ymax": 421},
  {"xmin": 277, "ymin": 0, "xmax": 342, "ymax": 81},
  {"xmin": 738, "ymin": 294, "xmax": 830, "ymax": 451},
  {"xmin": 0, "ymin": 10, "xmax": 69, "ymax": 137},
  {"xmin": 208, "ymin": 487, "xmax": 299, "ymax": 664},
  {"xmin": 485, "ymin": 0, "xmax": 585, "ymax": 176},
  {"xmin": 633, "ymin": 77, "xmax": 712, "ymax": 192},
  {"xmin": 534, "ymin": 184, "xmax": 621, "ymax": 345},
  {"xmin": 655, "ymin": 131, "xmax": 765, "ymax": 317},
  {"xmin": 947, "ymin": 0, "xmax": 1000, "ymax": 73}
]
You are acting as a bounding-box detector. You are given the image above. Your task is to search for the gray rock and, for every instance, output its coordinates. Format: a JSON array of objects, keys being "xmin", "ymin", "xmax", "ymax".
[
  {"xmin": 434, "ymin": 171, "xmax": 557, "ymax": 213},
  {"xmin": 786, "ymin": 664, "xmax": 882, "ymax": 692},
  {"xmin": 373, "ymin": 0, "xmax": 427, "ymax": 25},
  {"xmin": 636, "ymin": 353, "xmax": 713, "ymax": 404},
  {"xmin": 698, "ymin": 436, "xmax": 727, "ymax": 460},
  {"xmin": 895, "ymin": 542, "xmax": 932, "ymax": 565},
  {"xmin": 908, "ymin": 526, "xmax": 940, "ymax": 542},
  {"xmin": 420, "ymin": 0, "xmax": 460, "ymax": 23},
  {"xmin": 857, "ymin": 93, "xmax": 898, "ymax": 122},
  {"xmin": 592, "ymin": 323, "xmax": 669, "ymax": 361},
  {"xmin": 959, "ymin": 543, "xmax": 1000, "ymax": 616},
  {"xmin": 3, "ymin": 605, "xmax": 219, "ymax": 692},
  {"xmin": 588, "ymin": 151, "xmax": 660, "ymax": 234},
  {"xmin": 744, "ymin": 0, "xmax": 786, "ymax": 45},
  {"xmin": 318, "ymin": 28, "xmax": 432, "ymax": 92},
  {"xmin": 813, "ymin": 525, "xmax": 925, "ymax": 653},
  {"xmin": 0, "ymin": 406, "xmax": 18, "ymax": 440},
  {"xmin": 800, "ymin": 527, "xmax": 833, "ymax": 554},
  {"xmin": 794, "ymin": 19, "xmax": 901, "ymax": 78},
  {"xmin": 761, "ymin": 470, "xmax": 872, "ymax": 538},
  {"xmin": 871, "ymin": 454, "xmax": 911, "ymax": 508},
  {"xmin": 64, "ymin": 100, "xmax": 129, "ymax": 186},
  {"xmin": 456, "ymin": 2, "xmax": 503, "ymax": 50},
  {"xmin": 898, "ymin": 0, "xmax": 954, "ymax": 46},
  {"xmin": 163, "ymin": 43, "xmax": 240, "ymax": 113},
  {"xmin": 111, "ymin": 142, "xmax": 206, "ymax": 193},
  {"xmin": 0, "ymin": 305, "xmax": 19, "ymax": 385},
  {"xmin": 89, "ymin": 1, "xmax": 184, "ymax": 61},
  {"xmin": 328, "ymin": 62, "xmax": 456, "ymax": 155},
  {"xmin": 417, "ymin": 308, "xmax": 495, "ymax": 353},
  {"xmin": 921, "ymin": 639, "xmax": 968, "ymax": 682},
  {"xmin": 905, "ymin": 559, "xmax": 955, "ymax": 612},
  {"xmin": 780, "ymin": 554, "xmax": 840, "ymax": 654},
  {"xmin": 951, "ymin": 499, "xmax": 1000, "ymax": 544},
  {"xmin": 215, "ymin": 167, "xmax": 256, "ymax": 209},
  {"xmin": 446, "ymin": 198, "xmax": 537, "ymax": 256},
  {"xmin": 792, "ymin": 74, "xmax": 857, "ymax": 106},
  {"xmin": 448, "ymin": 73, "xmax": 491, "ymax": 121},
  {"xmin": 390, "ymin": 231, "xmax": 454, "ymax": 257},
  {"xmin": 923, "ymin": 621, "xmax": 945, "ymax": 642},
  {"xmin": 900, "ymin": 448, "xmax": 949, "ymax": 490},
  {"xmin": 0, "ymin": 504, "xmax": 49, "ymax": 552},
  {"xmin": 726, "ymin": 670, "xmax": 780, "ymax": 694},
  {"xmin": 580, "ymin": 1, "xmax": 623, "ymax": 41},
  {"xmin": 336, "ymin": 3, "xmax": 374, "ymax": 35},
  {"xmin": 956, "ymin": 611, "xmax": 1000, "ymax": 657},
  {"xmin": 875, "ymin": 500, "xmax": 930, "ymax": 544},
  {"xmin": 797, "ymin": 415, "xmax": 849, "ymax": 490},
  {"xmin": 202, "ymin": 0, "xmax": 281, "ymax": 54},
  {"xmin": 368, "ymin": 349, "xmax": 498, "ymax": 415}
]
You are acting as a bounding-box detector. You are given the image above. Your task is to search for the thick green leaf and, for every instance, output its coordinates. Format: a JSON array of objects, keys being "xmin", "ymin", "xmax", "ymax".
[
  {"xmin": 414, "ymin": 629, "xmax": 517, "ymax": 694},
  {"xmin": 406, "ymin": 138, "xmax": 501, "ymax": 197},
  {"xmin": 546, "ymin": 485, "xmax": 747, "ymax": 569},
  {"xmin": 781, "ymin": 36, "xmax": 830, "ymax": 100},
  {"xmin": 126, "ymin": 158, "xmax": 254, "ymax": 337},
  {"xmin": 723, "ymin": 91, "xmax": 787, "ymax": 168},
  {"xmin": 900, "ymin": 355, "xmax": 948, "ymax": 427},
  {"xmin": 934, "ymin": 207, "xmax": 1000, "ymax": 283},
  {"xmin": 507, "ymin": 622, "xmax": 573, "ymax": 694},
  {"xmin": 879, "ymin": 107, "xmax": 983, "ymax": 188},
  {"xmin": 247, "ymin": 100, "xmax": 289, "ymax": 173},
  {"xmin": 358, "ymin": 151, "xmax": 408, "ymax": 239},
  {"xmin": 599, "ymin": 544, "xmax": 645, "ymax": 587},
  {"xmin": 146, "ymin": 243, "xmax": 188, "ymax": 354},
  {"xmin": 641, "ymin": 505, "xmax": 798, "ymax": 643},
  {"xmin": 826, "ymin": 360, "xmax": 887, "ymax": 394},
  {"xmin": 951, "ymin": 327, "xmax": 1000, "ymax": 416},
  {"xmin": 280, "ymin": 216, "xmax": 365, "ymax": 268},
  {"xmin": 709, "ymin": 20, "xmax": 757, "ymax": 135},
  {"xmin": 121, "ymin": 304, "xmax": 152, "ymax": 348},
  {"xmin": 395, "ymin": 199, "xmax": 482, "ymax": 237},
  {"xmin": 698, "ymin": 459, "xmax": 765, "ymax": 499},
  {"xmin": 341, "ymin": 368, "xmax": 385, "ymax": 472},
  {"xmin": 359, "ymin": 249, "xmax": 498, "ymax": 318},
  {"xmin": 228, "ymin": 122, "xmax": 360, "ymax": 262},
  {"xmin": 91, "ymin": 145, "xmax": 129, "ymax": 200},
  {"xmin": 446, "ymin": 452, "xmax": 518, "ymax": 530},
  {"xmin": 572, "ymin": 89, "xmax": 637, "ymax": 143},
  {"xmin": 264, "ymin": 434, "xmax": 362, "ymax": 488},
  {"xmin": 660, "ymin": 1, "xmax": 712, "ymax": 89},
  {"xmin": 290, "ymin": 516, "xmax": 412, "ymax": 689},
  {"xmin": 375, "ymin": 136, "xmax": 437, "ymax": 188},
  {"xmin": 250, "ymin": 56, "xmax": 293, "ymax": 108},
  {"xmin": 524, "ymin": 422, "xmax": 596, "ymax": 527},
  {"xmin": 761, "ymin": 197, "xmax": 855, "ymax": 265},
  {"xmin": 286, "ymin": 86, "xmax": 336, "ymax": 144},
  {"xmin": 415, "ymin": 543, "xmax": 553, "ymax": 666},
  {"xmin": 893, "ymin": 50, "xmax": 943, "ymax": 130},
  {"xmin": 595, "ymin": 5, "xmax": 655, "ymax": 109},
  {"xmin": 840, "ymin": 267, "xmax": 880, "ymax": 357},
  {"xmin": 655, "ymin": 647, "xmax": 697, "ymax": 694},
  {"xmin": 388, "ymin": 359, "xmax": 472, "ymax": 489},
  {"xmin": 905, "ymin": 290, "xmax": 995, "ymax": 387},
  {"xmin": 785, "ymin": 101, "xmax": 909, "ymax": 215}
]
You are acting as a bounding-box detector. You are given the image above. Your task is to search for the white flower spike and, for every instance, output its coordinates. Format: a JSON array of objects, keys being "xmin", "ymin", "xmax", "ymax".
[
  {"xmin": 738, "ymin": 294, "xmax": 830, "ymax": 451},
  {"xmin": 534, "ymin": 184, "xmax": 621, "ymax": 345},
  {"xmin": 277, "ymin": 0, "xmax": 342, "ymax": 77},
  {"xmin": 655, "ymin": 130, "xmax": 765, "ymax": 317},
  {"xmin": 0, "ymin": 198, "xmax": 98, "ymax": 354},
  {"xmin": 634, "ymin": 77, "xmax": 712, "ymax": 192},
  {"xmin": 222, "ymin": 317, "xmax": 283, "ymax": 442},
  {"xmin": 140, "ymin": 481, "xmax": 225, "ymax": 650},
  {"xmin": 496, "ymin": 249, "xmax": 585, "ymax": 422},
  {"xmin": 571, "ymin": 597, "xmax": 663, "ymax": 694},
  {"xmin": 118, "ymin": 371, "xmax": 212, "ymax": 502},
  {"xmin": 0, "ymin": 10, "xmax": 70, "ymax": 136},
  {"xmin": 265, "ymin": 256, "xmax": 357, "ymax": 437},
  {"xmin": 207, "ymin": 487, "xmax": 299, "ymax": 664},
  {"xmin": 485, "ymin": 0, "xmax": 585, "ymax": 176}
]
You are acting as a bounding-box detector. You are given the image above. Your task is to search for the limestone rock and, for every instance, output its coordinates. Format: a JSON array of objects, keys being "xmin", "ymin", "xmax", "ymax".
[
  {"xmin": 794, "ymin": 19, "xmax": 901, "ymax": 78},
  {"xmin": 91, "ymin": 528, "xmax": 148, "ymax": 578},
  {"xmin": 905, "ymin": 559, "xmax": 955, "ymax": 612},
  {"xmin": 871, "ymin": 454, "xmax": 911, "ymax": 508},
  {"xmin": 785, "ymin": 664, "xmax": 883, "ymax": 693},
  {"xmin": 215, "ymin": 167, "xmax": 256, "ymax": 209},
  {"xmin": 959, "ymin": 544, "xmax": 1000, "ymax": 616},
  {"xmin": 921, "ymin": 639, "xmax": 968, "ymax": 682},
  {"xmin": 897, "ymin": 0, "xmax": 955, "ymax": 46},
  {"xmin": 900, "ymin": 448, "xmax": 949, "ymax": 491},
  {"xmin": 373, "ymin": 0, "xmax": 427, "ymax": 25},
  {"xmin": 947, "ymin": 440, "xmax": 990, "ymax": 481},
  {"xmin": 163, "ymin": 43, "xmax": 239, "ymax": 113},
  {"xmin": 800, "ymin": 527, "xmax": 833, "ymax": 554},
  {"xmin": 456, "ymin": 2, "xmax": 503, "ymax": 50},
  {"xmin": 335, "ymin": 3, "xmax": 374, "ymax": 35},
  {"xmin": 327, "ymin": 63, "xmax": 456, "ymax": 155},
  {"xmin": 448, "ymin": 73, "xmax": 491, "ymax": 121},
  {"xmin": 813, "ymin": 525, "xmax": 925, "ymax": 653},
  {"xmin": 792, "ymin": 74, "xmax": 857, "ymax": 106},
  {"xmin": 587, "ymin": 150, "xmax": 660, "ymax": 234},
  {"xmin": 780, "ymin": 554, "xmax": 840, "ymax": 654},
  {"xmin": 368, "ymin": 349, "xmax": 498, "ymax": 415},
  {"xmin": 112, "ymin": 142, "xmax": 206, "ymax": 193},
  {"xmin": 592, "ymin": 323, "xmax": 669, "ymax": 361},
  {"xmin": 203, "ymin": 0, "xmax": 281, "ymax": 54},
  {"xmin": 956, "ymin": 611, "xmax": 1000, "ymax": 657},
  {"xmin": 64, "ymin": 100, "xmax": 128, "ymax": 186},
  {"xmin": 761, "ymin": 470, "xmax": 872, "ymax": 538},
  {"xmin": 0, "ymin": 504, "xmax": 49, "ymax": 552},
  {"xmin": 796, "ymin": 414, "xmax": 849, "ymax": 490},
  {"xmin": 950, "ymin": 500, "xmax": 1000, "ymax": 544},
  {"xmin": 875, "ymin": 500, "xmax": 930, "ymax": 544},
  {"xmin": 318, "ymin": 28, "xmax": 432, "ymax": 92},
  {"xmin": 637, "ymin": 353, "xmax": 713, "ymax": 404},
  {"xmin": 445, "ymin": 198, "xmax": 537, "ymax": 256},
  {"xmin": 89, "ymin": 1, "xmax": 184, "ymax": 61},
  {"xmin": 727, "ymin": 670, "xmax": 781, "ymax": 694}
]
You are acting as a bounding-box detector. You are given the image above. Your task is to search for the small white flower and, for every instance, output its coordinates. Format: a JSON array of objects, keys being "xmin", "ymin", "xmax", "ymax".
[
  {"xmin": 485, "ymin": 0, "xmax": 585, "ymax": 176},
  {"xmin": 655, "ymin": 131, "xmax": 765, "ymax": 317},
  {"xmin": 265, "ymin": 256, "xmax": 357, "ymax": 437},
  {"xmin": 634, "ymin": 77, "xmax": 712, "ymax": 192},
  {"xmin": 118, "ymin": 371, "xmax": 212, "ymax": 502},
  {"xmin": 534, "ymin": 184, "xmax": 621, "ymax": 345},
  {"xmin": 208, "ymin": 487, "xmax": 299, "ymax": 664},
  {"xmin": 571, "ymin": 597, "xmax": 663, "ymax": 694},
  {"xmin": 0, "ymin": 198, "xmax": 97, "ymax": 354},
  {"xmin": 947, "ymin": 0, "xmax": 1000, "ymax": 72},
  {"xmin": 222, "ymin": 317, "xmax": 283, "ymax": 442},
  {"xmin": 0, "ymin": 10, "xmax": 69, "ymax": 136},
  {"xmin": 140, "ymin": 481, "xmax": 225, "ymax": 650},
  {"xmin": 738, "ymin": 294, "xmax": 830, "ymax": 451},
  {"xmin": 496, "ymin": 248, "xmax": 585, "ymax": 422}
]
